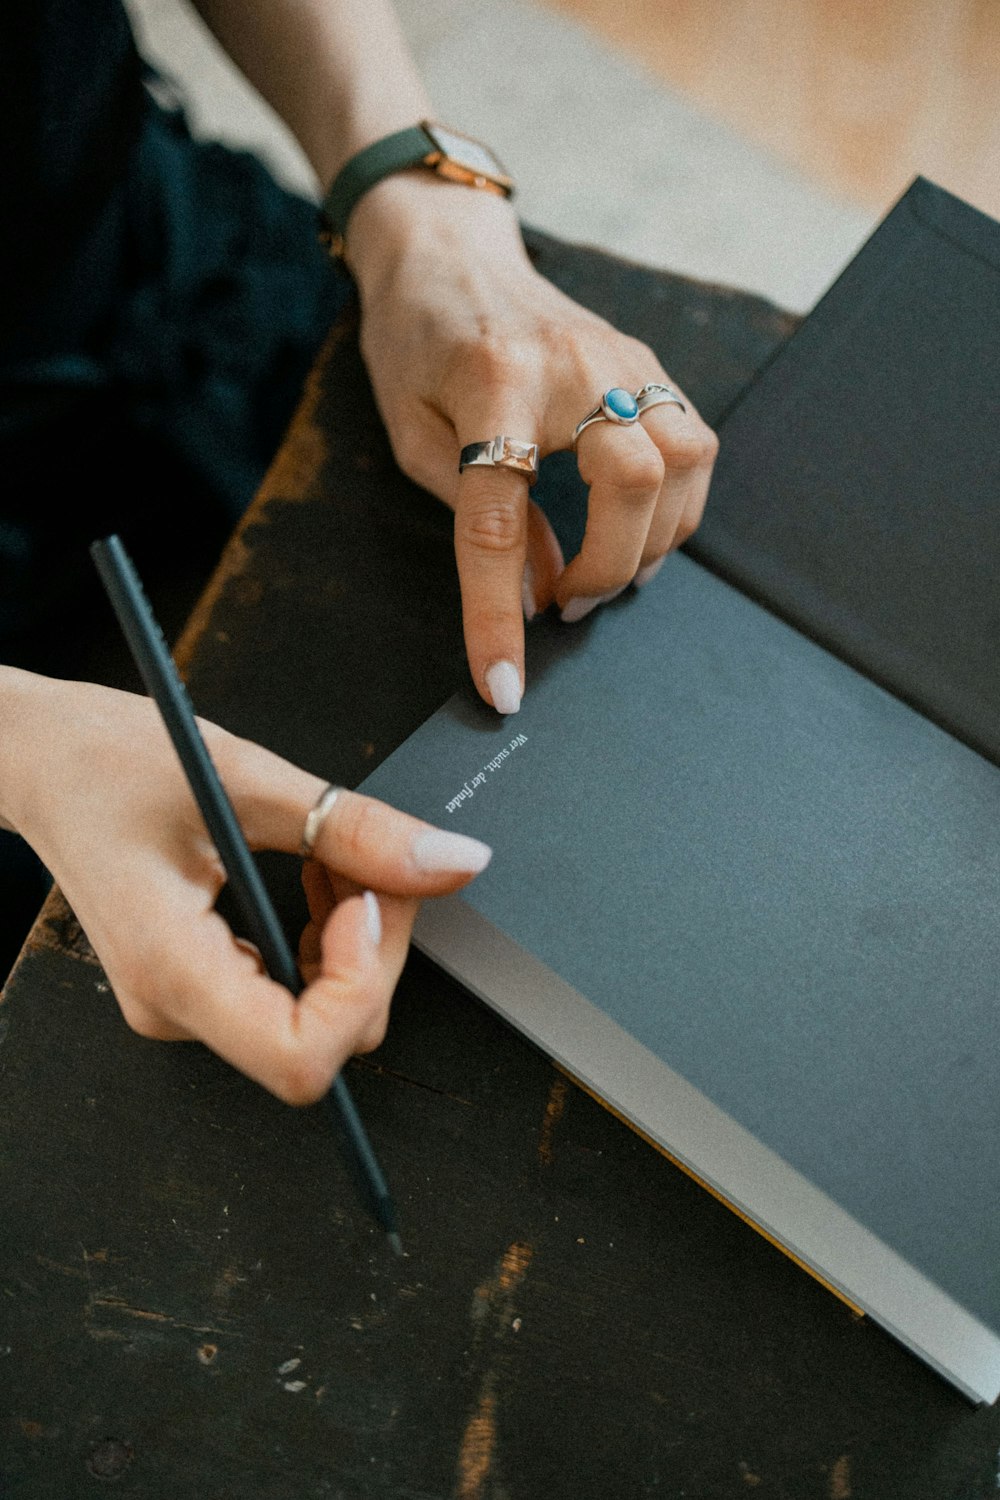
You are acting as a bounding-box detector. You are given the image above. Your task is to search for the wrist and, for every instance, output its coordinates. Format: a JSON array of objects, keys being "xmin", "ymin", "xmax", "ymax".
[
  {"xmin": 308, "ymin": 92, "xmax": 433, "ymax": 195},
  {"xmin": 345, "ymin": 170, "xmax": 529, "ymax": 296}
]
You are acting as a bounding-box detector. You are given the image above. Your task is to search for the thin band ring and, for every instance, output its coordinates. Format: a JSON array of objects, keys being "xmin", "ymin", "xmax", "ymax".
[
  {"xmin": 302, "ymin": 784, "xmax": 345, "ymax": 859},
  {"xmin": 459, "ymin": 435, "xmax": 540, "ymax": 482},
  {"xmin": 635, "ymin": 382, "xmax": 687, "ymax": 417},
  {"xmin": 572, "ymin": 382, "xmax": 688, "ymax": 447}
]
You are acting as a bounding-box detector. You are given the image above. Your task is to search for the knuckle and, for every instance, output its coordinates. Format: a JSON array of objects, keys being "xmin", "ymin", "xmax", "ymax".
[
  {"xmin": 673, "ymin": 509, "xmax": 703, "ymax": 547},
  {"xmin": 477, "ymin": 343, "xmax": 521, "ymax": 392},
  {"xmin": 625, "ymin": 334, "xmax": 657, "ymax": 364},
  {"xmin": 581, "ymin": 574, "xmax": 629, "ymax": 598},
  {"xmin": 661, "ymin": 425, "xmax": 718, "ymax": 472},
  {"xmin": 336, "ymin": 795, "xmax": 388, "ymax": 866},
  {"xmin": 109, "ymin": 955, "xmax": 164, "ymax": 1032},
  {"xmin": 117, "ymin": 995, "xmax": 163, "ymax": 1040},
  {"xmin": 275, "ymin": 1047, "xmax": 333, "ymax": 1108},
  {"xmin": 448, "ymin": 335, "xmax": 528, "ymax": 398},
  {"xmin": 660, "ymin": 431, "xmax": 710, "ymax": 471},
  {"xmin": 460, "ymin": 494, "xmax": 525, "ymax": 555},
  {"xmin": 353, "ymin": 1004, "xmax": 391, "ymax": 1056},
  {"xmin": 615, "ymin": 451, "xmax": 665, "ymax": 497}
]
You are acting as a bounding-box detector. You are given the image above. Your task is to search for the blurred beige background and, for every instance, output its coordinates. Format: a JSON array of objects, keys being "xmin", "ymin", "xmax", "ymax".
[
  {"xmin": 125, "ymin": 0, "xmax": 997, "ymax": 313},
  {"xmin": 548, "ymin": 0, "xmax": 1000, "ymax": 219}
]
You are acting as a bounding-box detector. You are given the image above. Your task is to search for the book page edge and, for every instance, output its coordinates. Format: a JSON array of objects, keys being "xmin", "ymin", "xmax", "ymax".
[{"xmin": 414, "ymin": 896, "xmax": 1000, "ymax": 1405}]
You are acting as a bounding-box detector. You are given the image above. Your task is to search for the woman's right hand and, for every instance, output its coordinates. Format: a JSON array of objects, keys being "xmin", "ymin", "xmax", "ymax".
[{"xmin": 0, "ymin": 669, "xmax": 491, "ymax": 1103}]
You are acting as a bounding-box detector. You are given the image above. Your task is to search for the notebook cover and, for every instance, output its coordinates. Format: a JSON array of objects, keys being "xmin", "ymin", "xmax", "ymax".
[
  {"xmin": 689, "ymin": 177, "xmax": 1000, "ymax": 767},
  {"xmin": 361, "ymin": 554, "xmax": 1000, "ymax": 1401},
  {"xmin": 359, "ymin": 180, "xmax": 1000, "ymax": 1400}
]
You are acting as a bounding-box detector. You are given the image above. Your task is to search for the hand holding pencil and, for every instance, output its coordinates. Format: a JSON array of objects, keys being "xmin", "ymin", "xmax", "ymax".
[{"xmin": 0, "ymin": 668, "xmax": 490, "ymax": 1105}]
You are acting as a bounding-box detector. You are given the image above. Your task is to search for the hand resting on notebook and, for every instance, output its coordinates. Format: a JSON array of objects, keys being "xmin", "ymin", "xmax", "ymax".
[
  {"xmin": 347, "ymin": 176, "xmax": 720, "ymax": 716},
  {"xmin": 193, "ymin": 0, "xmax": 719, "ymax": 718},
  {"xmin": 0, "ymin": 670, "xmax": 491, "ymax": 1103}
]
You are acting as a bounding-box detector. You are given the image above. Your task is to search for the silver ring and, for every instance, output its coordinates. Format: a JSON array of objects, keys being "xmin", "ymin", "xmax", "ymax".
[
  {"xmin": 459, "ymin": 435, "xmax": 540, "ymax": 481},
  {"xmin": 301, "ymin": 784, "xmax": 345, "ymax": 859},
  {"xmin": 635, "ymin": 382, "xmax": 687, "ymax": 417},
  {"xmin": 572, "ymin": 387, "xmax": 640, "ymax": 446}
]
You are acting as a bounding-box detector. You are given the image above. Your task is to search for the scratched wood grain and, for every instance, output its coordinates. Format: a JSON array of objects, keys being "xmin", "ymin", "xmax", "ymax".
[{"xmin": 3, "ymin": 227, "xmax": 999, "ymax": 1498}]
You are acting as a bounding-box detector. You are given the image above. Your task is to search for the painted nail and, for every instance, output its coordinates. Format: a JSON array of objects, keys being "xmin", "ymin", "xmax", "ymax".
[
  {"xmin": 485, "ymin": 659, "xmax": 522, "ymax": 715},
  {"xmin": 560, "ymin": 585, "xmax": 627, "ymax": 624},
  {"xmin": 560, "ymin": 595, "xmax": 602, "ymax": 624},
  {"xmin": 522, "ymin": 560, "xmax": 537, "ymax": 622},
  {"xmin": 363, "ymin": 890, "xmax": 382, "ymax": 948},
  {"xmin": 634, "ymin": 556, "xmax": 666, "ymax": 589},
  {"xmin": 411, "ymin": 829, "xmax": 493, "ymax": 875}
]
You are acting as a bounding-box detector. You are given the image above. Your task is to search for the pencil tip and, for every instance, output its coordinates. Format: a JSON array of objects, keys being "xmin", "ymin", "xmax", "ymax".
[{"xmin": 387, "ymin": 1231, "xmax": 405, "ymax": 1258}]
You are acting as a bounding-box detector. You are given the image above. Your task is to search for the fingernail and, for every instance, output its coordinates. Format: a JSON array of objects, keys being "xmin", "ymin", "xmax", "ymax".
[
  {"xmin": 411, "ymin": 829, "xmax": 493, "ymax": 874},
  {"xmin": 560, "ymin": 586, "xmax": 626, "ymax": 624},
  {"xmin": 363, "ymin": 890, "xmax": 382, "ymax": 948},
  {"xmin": 522, "ymin": 560, "xmax": 537, "ymax": 622},
  {"xmin": 634, "ymin": 556, "xmax": 666, "ymax": 589},
  {"xmin": 485, "ymin": 659, "xmax": 522, "ymax": 715}
]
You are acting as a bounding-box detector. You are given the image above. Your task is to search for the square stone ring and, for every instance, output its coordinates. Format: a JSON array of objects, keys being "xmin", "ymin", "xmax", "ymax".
[
  {"xmin": 458, "ymin": 435, "xmax": 540, "ymax": 482},
  {"xmin": 571, "ymin": 383, "xmax": 687, "ymax": 446}
]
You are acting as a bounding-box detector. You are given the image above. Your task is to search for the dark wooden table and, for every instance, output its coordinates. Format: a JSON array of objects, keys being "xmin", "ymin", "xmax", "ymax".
[{"xmin": 3, "ymin": 228, "xmax": 999, "ymax": 1499}]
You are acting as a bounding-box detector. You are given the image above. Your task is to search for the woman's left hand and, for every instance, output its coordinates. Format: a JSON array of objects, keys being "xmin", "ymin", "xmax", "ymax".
[{"xmin": 347, "ymin": 174, "xmax": 719, "ymax": 716}]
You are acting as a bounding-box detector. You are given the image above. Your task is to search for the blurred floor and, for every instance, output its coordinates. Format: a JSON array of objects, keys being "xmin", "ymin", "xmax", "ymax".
[
  {"xmin": 124, "ymin": 0, "xmax": 878, "ymax": 312},
  {"xmin": 544, "ymin": 0, "xmax": 1000, "ymax": 221}
]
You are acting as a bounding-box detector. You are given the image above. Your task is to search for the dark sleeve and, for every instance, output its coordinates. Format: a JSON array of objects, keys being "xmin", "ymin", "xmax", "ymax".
[{"xmin": 0, "ymin": 0, "xmax": 145, "ymax": 353}]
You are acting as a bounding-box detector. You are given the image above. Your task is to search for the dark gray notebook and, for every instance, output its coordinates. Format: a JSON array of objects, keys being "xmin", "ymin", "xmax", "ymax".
[
  {"xmin": 690, "ymin": 177, "xmax": 1000, "ymax": 764},
  {"xmin": 362, "ymin": 555, "xmax": 1000, "ymax": 1402},
  {"xmin": 361, "ymin": 180, "xmax": 1000, "ymax": 1401}
]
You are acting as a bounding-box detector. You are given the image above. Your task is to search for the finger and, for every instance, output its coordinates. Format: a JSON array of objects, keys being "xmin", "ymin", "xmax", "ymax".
[
  {"xmin": 302, "ymin": 857, "xmax": 336, "ymax": 931},
  {"xmin": 101, "ymin": 897, "xmax": 278, "ymax": 1048},
  {"xmin": 209, "ymin": 736, "xmax": 493, "ymax": 895},
  {"xmin": 383, "ymin": 400, "xmax": 461, "ymax": 509},
  {"xmin": 556, "ymin": 421, "xmax": 664, "ymax": 618},
  {"xmin": 299, "ymin": 866, "xmax": 372, "ymax": 985},
  {"xmin": 111, "ymin": 1003, "xmax": 194, "ymax": 1043},
  {"xmin": 128, "ymin": 890, "xmax": 417, "ymax": 1105},
  {"xmin": 385, "ymin": 412, "xmax": 564, "ymax": 627},
  {"xmin": 633, "ymin": 405, "xmax": 720, "ymax": 574},
  {"xmin": 305, "ymin": 788, "xmax": 493, "ymax": 894},
  {"xmin": 453, "ymin": 450, "xmax": 535, "ymax": 713},
  {"xmin": 303, "ymin": 889, "xmax": 418, "ymax": 1059},
  {"xmin": 383, "ymin": 392, "xmax": 538, "ymax": 706},
  {"xmin": 298, "ymin": 858, "xmax": 336, "ymax": 981}
]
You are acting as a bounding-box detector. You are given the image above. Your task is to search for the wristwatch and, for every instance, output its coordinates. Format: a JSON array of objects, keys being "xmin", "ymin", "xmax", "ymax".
[{"xmin": 321, "ymin": 121, "xmax": 515, "ymax": 258}]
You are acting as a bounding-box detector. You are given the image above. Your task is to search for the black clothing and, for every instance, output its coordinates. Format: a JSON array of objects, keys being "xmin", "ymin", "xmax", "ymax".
[{"xmin": 0, "ymin": 2, "xmax": 352, "ymax": 974}]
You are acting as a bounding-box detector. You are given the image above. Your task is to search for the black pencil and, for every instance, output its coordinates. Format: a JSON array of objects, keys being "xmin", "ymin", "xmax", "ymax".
[{"xmin": 91, "ymin": 534, "xmax": 402, "ymax": 1255}]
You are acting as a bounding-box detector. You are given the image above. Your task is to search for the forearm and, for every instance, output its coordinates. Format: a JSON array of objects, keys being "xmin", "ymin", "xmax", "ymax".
[
  {"xmin": 185, "ymin": 1, "xmax": 715, "ymax": 724},
  {"xmin": 187, "ymin": 0, "xmax": 526, "ymax": 286},
  {"xmin": 0, "ymin": 667, "xmax": 59, "ymax": 836},
  {"xmin": 188, "ymin": 0, "xmax": 433, "ymax": 190}
]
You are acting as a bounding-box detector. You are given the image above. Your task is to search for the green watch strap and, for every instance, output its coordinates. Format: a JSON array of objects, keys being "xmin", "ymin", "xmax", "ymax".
[
  {"xmin": 322, "ymin": 124, "xmax": 437, "ymax": 242},
  {"xmin": 321, "ymin": 122, "xmax": 515, "ymax": 255}
]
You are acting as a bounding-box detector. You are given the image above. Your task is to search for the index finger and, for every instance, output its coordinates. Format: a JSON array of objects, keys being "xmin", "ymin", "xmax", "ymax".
[{"xmin": 452, "ymin": 438, "xmax": 534, "ymax": 716}]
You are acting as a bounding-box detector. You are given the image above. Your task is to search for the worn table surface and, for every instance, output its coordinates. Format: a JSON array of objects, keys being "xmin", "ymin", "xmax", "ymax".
[{"xmin": 3, "ymin": 228, "xmax": 999, "ymax": 1500}]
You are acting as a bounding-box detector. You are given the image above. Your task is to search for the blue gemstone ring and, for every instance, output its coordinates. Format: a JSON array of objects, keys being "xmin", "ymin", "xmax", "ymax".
[
  {"xmin": 572, "ymin": 383, "xmax": 686, "ymax": 446},
  {"xmin": 572, "ymin": 387, "xmax": 639, "ymax": 446}
]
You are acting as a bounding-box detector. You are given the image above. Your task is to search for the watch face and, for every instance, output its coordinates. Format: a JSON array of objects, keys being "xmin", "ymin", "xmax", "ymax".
[{"xmin": 423, "ymin": 122, "xmax": 510, "ymax": 184}]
